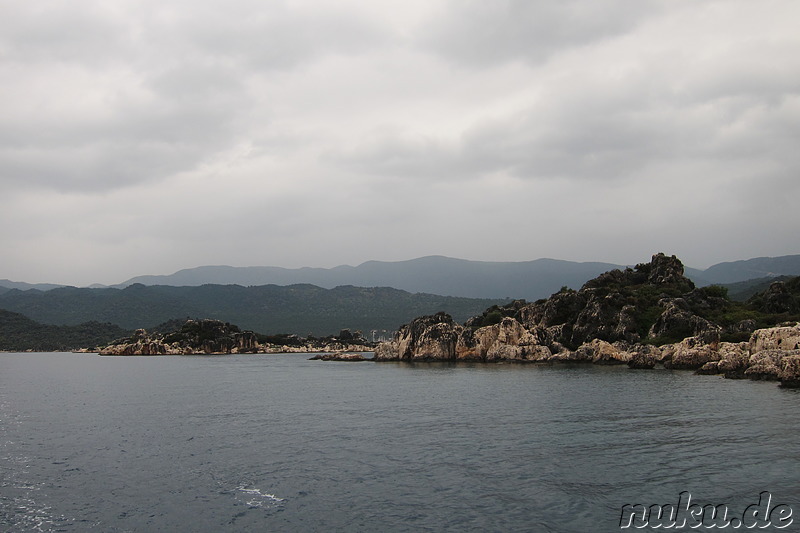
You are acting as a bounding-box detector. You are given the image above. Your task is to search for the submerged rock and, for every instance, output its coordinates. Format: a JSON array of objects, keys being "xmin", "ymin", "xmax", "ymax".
[{"xmin": 309, "ymin": 353, "xmax": 370, "ymax": 362}]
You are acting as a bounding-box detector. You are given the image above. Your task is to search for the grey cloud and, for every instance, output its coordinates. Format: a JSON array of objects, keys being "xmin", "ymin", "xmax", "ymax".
[
  {"xmin": 0, "ymin": 66, "xmax": 251, "ymax": 192},
  {"xmin": 335, "ymin": 86, "xmax": 800, "ymax": 186},
  {"xmin": 0, "ymin": 2, "xmax": 128, "ymax": 66},
  {"xmin": 0, "ymin": 0, "xmax": 388, "ymax": 193},
  {"xmin": 420, "ymin": 0, "xmax": 664, "ymax": 67},
  {"xmin": 158, "ymin": 0, "xmax": 389, "ymax": 70}
]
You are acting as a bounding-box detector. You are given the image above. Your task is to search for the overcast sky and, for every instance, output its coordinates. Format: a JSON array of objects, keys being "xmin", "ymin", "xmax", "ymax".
[{"xmin": 1, "ymin": 0, "xmax": 799, "ymax": 286}]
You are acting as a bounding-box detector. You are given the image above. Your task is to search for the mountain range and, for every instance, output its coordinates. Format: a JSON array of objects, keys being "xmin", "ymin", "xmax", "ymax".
[{"xmin": 4, "ymin": 254, "xmax": 800, "ymax": 301}]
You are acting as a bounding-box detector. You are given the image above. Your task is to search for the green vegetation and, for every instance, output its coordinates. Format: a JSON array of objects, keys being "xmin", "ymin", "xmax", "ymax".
[
  {"xmin": 0, "ymin": 309, "xmax": 129, "ymax": 351},
  {"xmin": 0, "ymin": 284, "xmax": 506, "ymax": 339},
  {"xmin": 468, "ymin": 300, "xmax": 527, "ymax": 329},
  {"xmin": 722, "ymin": 276, "xmax": 795, "ymax": 301}
]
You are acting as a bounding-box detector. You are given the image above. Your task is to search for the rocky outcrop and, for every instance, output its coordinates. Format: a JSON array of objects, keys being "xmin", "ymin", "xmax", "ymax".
[
  {"xmin": 514, "ymin": 253, "xmax": 707, "ymax": 349},
  {"xmin": 714, "ymin": 342, "xmax": 751, "ymax": 378},
  {"xmin": 460, "ymin": 317, "xmax": 551, "ymax": 362},
  {"xmin": 395, "ymin": 312, "xmax": 461, "ymax": 361},
  {"xmin": 573, "ymin": 339, "xmax": 631, "ymax": 365},
  {"xmin": 627, "ymin": 344, "xmax": 664, "ymax": 369},
  {"xmin": 648, "ymin": 298, "xmax": 721, "ymax": 344},
  {"xmin": 662, "ymin": 336, "xmax": 721, "ymax": 370},
  {"xmin": 99, "ymin": 320, "xmax": 259, "ymax": 355},
  {"xmin": 749, "ymin": 281, "xmax": 800, "ymax": 314}
]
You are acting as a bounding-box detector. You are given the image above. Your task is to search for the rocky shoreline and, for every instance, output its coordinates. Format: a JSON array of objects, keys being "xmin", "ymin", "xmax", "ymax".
[{"xmin": 374, "ymin": 317, "xmax": 800, "ymax": 386}]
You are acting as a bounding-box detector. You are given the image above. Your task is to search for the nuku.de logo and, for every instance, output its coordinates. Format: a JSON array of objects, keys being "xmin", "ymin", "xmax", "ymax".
[{"xmin": 619, "ymin": 491, "xmax": 793, "ymax": 529}]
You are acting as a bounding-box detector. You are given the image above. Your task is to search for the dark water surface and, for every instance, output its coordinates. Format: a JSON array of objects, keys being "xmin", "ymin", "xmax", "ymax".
[{"xmin": 1, "ymin": 352, "xmax": 798, "ymax": 532}]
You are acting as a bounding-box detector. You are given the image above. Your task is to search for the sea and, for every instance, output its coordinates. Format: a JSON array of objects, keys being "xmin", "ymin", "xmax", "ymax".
[{"xmin": 1, "ymin": 352, "xmax": 798, "ymax": 532}]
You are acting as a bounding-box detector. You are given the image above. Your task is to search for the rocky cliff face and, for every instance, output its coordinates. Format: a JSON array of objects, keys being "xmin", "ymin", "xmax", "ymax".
[{"xmin": 375, "ymin": 253, "xmax": 800, "ymax": 388}]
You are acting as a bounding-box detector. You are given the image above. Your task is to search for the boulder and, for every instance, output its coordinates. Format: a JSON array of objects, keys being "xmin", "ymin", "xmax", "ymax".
[
  {"xmin": 663, "ymin": 336, "xmax": 720, "ymax": 370},
  {"xmin": 574, "ymin": 339, "xmax": 631, "ymax": 365},
  {"xmin": 745, "ymin": 349, "xmax": 800, "ymax": 381},
  {"xmin": 749, "ymin": 323, "xmax": 800, "ymax": 353},
  {"xmin": 627, "ymin": 344, "xmax": 663, "ymax": 369},
  {"xmin": 696, "ymin": 362, "xmax": 719, "ymax": 375},
  {"xmin": 779, "ymin": 355, "xmax": 800, "ymax": 388},
  {"xmin": 715, "ymin": 342, "xmax": 751, "ymax": 378},
  {"xmin": 377, "ymin": 312, "xmax": 461, "ymax": 361},
  {"xmin": 468, "ymin": 317, "xmax": 550, "ymax": 362}
]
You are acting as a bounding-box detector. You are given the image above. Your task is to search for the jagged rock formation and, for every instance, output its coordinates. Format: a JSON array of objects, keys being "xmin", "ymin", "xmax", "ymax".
[
  {"xmin": 748, "ymin": 280, "xmax": 800, "ymax": 314},
  {"xmin": 375, "ymin": 254, "xmax": 800, "ymax": 388},
  {"xmin": 377, "ymin": 254, "xmax": 710, "ymax": 360},
  {"xmin": 99, "ymin": 319, "xmax": 371, "ymax": 355}
]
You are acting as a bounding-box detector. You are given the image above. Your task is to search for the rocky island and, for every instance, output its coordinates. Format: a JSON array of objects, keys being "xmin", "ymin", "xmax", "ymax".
[
  {"xmin": 98, "ymin": 319, "xmax": 372, "ymax": 355},
  {"xmin": 375, "ymin": 253, "xmax": 800, "ymax": 388}
]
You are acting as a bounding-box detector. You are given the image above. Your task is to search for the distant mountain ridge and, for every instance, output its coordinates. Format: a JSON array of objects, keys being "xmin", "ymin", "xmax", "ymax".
[
  {"xmin": 116, "ymin": 257, "xmax": 625, "ymax": 301},
  {"xmin": 0, "ymin": 279, "xmax": 66, "ymax": 292},
  {"xmin": 116, "ymin": 255, "xmax": 800, "ymax": 301}
]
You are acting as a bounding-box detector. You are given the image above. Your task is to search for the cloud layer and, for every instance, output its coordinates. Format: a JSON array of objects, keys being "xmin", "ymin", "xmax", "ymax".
[{"xmin": 1, "ymin": 0, "xmax": 799, "ymax": 285}]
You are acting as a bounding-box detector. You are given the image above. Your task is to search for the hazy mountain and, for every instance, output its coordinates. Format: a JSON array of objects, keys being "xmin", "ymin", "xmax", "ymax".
[
  {"xmin": 119, "ymin": 256, "xmax": 624, "ymax": 301},
  {"xmin": 0, "ymin": 279, "xmax": 66, "ymax": 292},
  {"xmin": 119, "ymin": 255, "xmax": 800, "ymax": 300},
  {"xmin": 0, "ymin": 284, "xmax": 504, "ymax": 337}
]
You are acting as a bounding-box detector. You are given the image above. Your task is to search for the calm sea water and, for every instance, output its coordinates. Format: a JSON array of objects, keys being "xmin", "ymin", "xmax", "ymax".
[{"xmin": 1, "ymin": 352, "xmax": 798, "ymax": 532}]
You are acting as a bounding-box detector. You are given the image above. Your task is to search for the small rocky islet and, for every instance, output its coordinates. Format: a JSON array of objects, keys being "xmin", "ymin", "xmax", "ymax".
[{"xmin": 98, "ymin": 320, "xmax": 372, "ymax": 356}]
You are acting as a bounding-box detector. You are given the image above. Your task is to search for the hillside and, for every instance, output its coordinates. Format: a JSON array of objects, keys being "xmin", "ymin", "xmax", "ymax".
[
  {"xmin": 700, "ymin": 255, "xmax": 800, "ymax": 285},
  {"xmin": 722, "ymin": 276, "xmax": 796, "ymax": 301},
  {"xmin": 0, "ymin": 283, "xmax": 504, "ymax": 337},
  {"xmin": 0, "ymin": 309, "xmax": 129, "ymax": 351}
]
